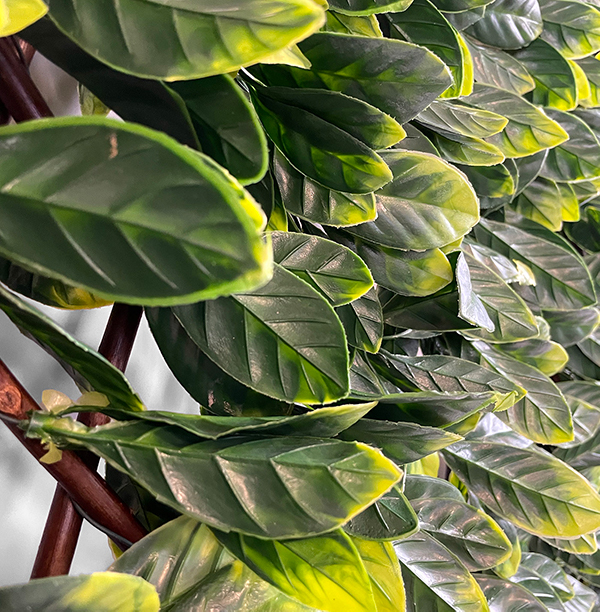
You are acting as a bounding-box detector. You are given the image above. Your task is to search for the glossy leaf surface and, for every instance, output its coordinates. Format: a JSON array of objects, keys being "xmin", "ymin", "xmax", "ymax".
[
  {"xmin": 347, "ymin": 150, "xmax": 479, "ymax": 250},
  {"xmin": 443, "ymin": 438, "xmax": 600, "ymax": 537},
  {"xmin": 28, "ymin": 412, "xmax": 401, "ymax": 538},
  {"xmin": 0, "ymin": 117, "xmax": 270, "ymax": 305},
  {"xmin": 45, "ymin": 0, "xmax": 326, "ymax": 80},
  {"xmin": 546, "ymin": 309, "xmax": 600, "ymax": 347},
  {"xmin": 336, "ymin": 288, "xmax": 383, "ymax": 353},
  {"xmin": 476, "ymin": 575, "xmax": 547, "ymax": 612},
  {"xmin": 520, "ymin": 552, "xmax": 574, "ymax": 602}
]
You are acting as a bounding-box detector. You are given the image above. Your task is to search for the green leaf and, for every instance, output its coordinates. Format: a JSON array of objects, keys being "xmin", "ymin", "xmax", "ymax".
[
  {"xmin": 557, "ymin": 380, "xmax": 600, "ymax": 448},
  {"xmin": 422, "ymin": 126, "xmax": 506, "ymax": 166},
  {"xmin": 476, "ymin": 575, "xmax": 548, "ymax": 612},
  {"xmin": 324, "ymin": 11, "xmax": 383, "ymax": 36},
  {"xmin": 445, "ymin": 8, "xmax": 486, "ymax": 31},
  {"xmin": 443, "ymin": 438, "xmax": 600, "ymax": 537},
  {"xmin": 20, "ymin": 19, "xmax": 200, "ymax": 149},
  {"xmin": 68, "ymin": 402, "xmax": 376, "ymax": 440},
  {"xmin": 112, "ymin": 517, "xmax": 314, "ymax": 610},
  {"xmin": 464, "ymin": 241, "xmax": 536, "ymax": 286},
  {"xmin": 45, "ymin": 0, "xmax": 326, "ymax": 80},
  {"xmin": 513, "ymin": 38, "xmax": 578, "ymax": 111},
  {"xmin": 566, "ymin": 204, "xmax": 600, "ymax": 253},
  {"xmin": 555, "ymin": 417, "xmax": 600, "ymax": 470},
  {"xmin": 339, "ymin": 418, "xmax": 462, "ymax": 464},
  {"xmin": 258, "ymin": 32, "xmax": 452, "ymax": 123},
  {"xmin": 464, "ymin": 35, "xmax": 535, "ymax": 95},
  {"xmin": 167, "ymin": 263, "xmax": 349, "ymax": 405},
  {"xmin": 327, "ymin": 0, "xmax": 412, "ymax": 14},
  {"xmin": 272, "ymin": 151, "xmax": 377, "ymax": 227},
  {"xmin": 336, "ymin": 288, "xmax": 383, "ymax": 353},
  {"xmin": 346, "ymin": 150, "xmax": 480, "ymax": 250},
  {"xmin": 540, "ymin": 0, "xmax": 600, "ymax": 60},
  {"xmin": 417, "ymin": 100, "xmax": 508, "ymax": 140},
  {"xmin": 0, "ymin": 257, "xmax": 111, "ymax": 310},
  {"xmin": 376, "ymin": 351, "xmax": 526, "ymax": 410},
  {"xmin": 473, "ymin": 341, "xmax": 573, "ymax": 444},
  {"xmin": 512, "ymin": 150, "xmax": 548, "ymax": 195},
  {"xmin": 0, "ymin": 285, "xmax": 143, "ymax": 410},
  {"xmin": 455, "ymin": 164, "xmax": 515, "ymax": 199},
  {"xmin": 168, "ymin": 76, "xmax": 268, "ymax": 184},
  {"xmin": 395, "ymin": 531, "xmax": 490, "ymax": 612},
  {"xmin": 214, "ymin": 529, "xmax": 377, "ymax": 612},
  {"xmin": 564, "ymin": 576, "xmax": 597, "ymax": 612},
  {"xmin": 520, "ymin": 552, "xmax": 574, "ymax": 602},
  {"xmin": 462, "ymin": 84, "xmax": 569, "ymax": 158},
  {"xmin": 545, "ymin": 308, "xmax": 600, "ymax": 347},
  {"xmin": 370, "ymin": 390, "xmax": 498, "ymax": 428},
  {"xmin": 509, "ymin": 565, "xmax": 567, "ymax": 611},
  {"xmin": 540, "ymin": 109, "xmax": 600, "ymax": 183},
  {"xmin": 431, "ymin": 0, "xmax": 492, "ymax": 13},
  {"xmin": 405, "ymin": 474, "xmax": 512, "ymax": 571},
  {"xmin": 465, "ymin": 0, "xmax": 542, "ymax": 49},
  {"xmin": 0, "ymin": 117, "xmax": 271, "ymax": 306},
  {"xmin": 514, "ymin": 178, "xmax": 577, "ymax": 231},
  {"xmin": 461, "ymin": 250, "xmax": 540, "ymax": 343},
  {"xmin": 272, "ymin": 231, "xmax": 373, "ymax": 306},
  {"xmin": 541, "ymin": 534, "xmax": 598, "ymax": 555},
  {"xmin": 577, "ymin": 57, "xmax": 600, "ymax": 108},
  {"xmin": 473, "ymin": 218, "xmax": 597, "ymax": 310},
  {"xmin": 455, "ymin": 252, "xmax": 497, "ymax": 333},
  {"xmin": 28, "ymin": 412, "xmax": 401, "ymax": 538},
  {"xmin": 147, "ymin": 307, "xmax": 290, "ymax": 416},
  {"xmin": 250, "ymin": 86, "xmax": 393, "ymax": 194},
  {"xmin": 356, "ymin": 243, "xmax": 453, "ymax": 297},
  {"xmin": 351, "ymin": 539, "xmax": 406, "ymax": 612},
  {"xmin": 344, "ymin": 486, "xmax": 419, "ymax": 541},
  {"xmin": 493, "ymin": 339, "xmax": 569, "ymax": 376},
  {"xmin": 0, "ymin": 572, "xmax": 159, "ymax": 612},
  {"xmin": 392, "ymin": 123, "xmax": 439, "ymax": 155},
  {"xmin": 388, "ymin": 0, "xmax": 470, "ymax": 99}
]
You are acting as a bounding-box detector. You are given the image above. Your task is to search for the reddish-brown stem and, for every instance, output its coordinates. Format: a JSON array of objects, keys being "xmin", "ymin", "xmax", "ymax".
[
  {"xmin": 0, "ymin": 36, "xmax": 51, "ymax": 121},
  {"xmin": 0, "ymin": 362, "xmax": 147, "ymax": 550},
  {"xmin": 31, "ymin": 305, "xmax": 143, "ymax": 578}
]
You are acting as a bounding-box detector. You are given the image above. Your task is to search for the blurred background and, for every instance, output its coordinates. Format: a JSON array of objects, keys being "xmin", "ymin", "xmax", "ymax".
[{"xmin": 0, "ymin": 53, "xmax": 197, "ymax": 586}]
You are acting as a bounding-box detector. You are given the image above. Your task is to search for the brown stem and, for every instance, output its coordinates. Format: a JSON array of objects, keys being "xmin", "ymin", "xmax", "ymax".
[
  {"xmin": 0, "ymin": 36, "xmax": 51, "ymax": 120},
  {"xmin": 31, "ymin": 305, "xmax": 143, "ymax": 578},
  {"xmin": 0, "ymin": 362, "xmax": 147, "ymax": 551}
]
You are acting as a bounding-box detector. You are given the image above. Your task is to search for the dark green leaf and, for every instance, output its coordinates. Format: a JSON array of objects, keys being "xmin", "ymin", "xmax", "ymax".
[
  {"xmin": 251, "ymin": 86, "xmax": 393, "ymax": 194},
  {"xmin": 431, "ymin": 0, "xmax": 492, "ymax": 14},
  {"xmin": 339, "ymin": 418, "xmax": 462, "ymax": 464},
  {"xmin": 405, "ymin": 474, "xmax": 512, "ymax": 571},
  {"xmin": 557, "ymin": 380, "xmax": 600, "ymax": 448},
  {"xmin": 512, "ymin": 150, "xmax": 548, "ymax": 195},
  {"xmin": 540, "ymin": 0, "xmax": 600, "ymax": 59},
  {"xmin": 168, "ymin": 76, "xmax": 267, "ymax": 184},
  {"xmin": 45, "ymin": 0, "xmax": 325, "ymax": 80},
  {"xmin": 272, "ymin": 231, "xmax": 373, "ymax": 306},
  {"xmin": 462, "ymin": 84, "xmax": 569, "ymax": 158},
  {"xmin": 465, "ymin": 0, "xmax": 543, "ymax": 49},
  {"xmin": 476, "ymin": 575, "xmax": 548, "ymax": 612},
  {"xmin": 443, "ymin": 438, "xmax": 600, "ymax": 537},
  {"xmin": 392, "ymin": 123, "xmax": 439, "ymax": 155},
  {"xmin": 258, "ymin": 32, "xmax": 452, "ymax": 123},
  {"xmin": 336, "ymin": 288, "xmax": 383, "ymax": 353},
  {"xmin": 214, "ymin": 529, "xmax": 377, "ymax": 612},
  {"xmin": 546, "ymin": 309, "xmax": 600, "ymax": 347},
  {"xmin": 576, "ymin": 58, "xmax": 600, "ymax": 108},
  {"xmin": 21, "ymin": 18, "xmax": 199, "ymax": 148},
  {"xmin": 273, "ymin": 151, "xmax": 377, "ymax": 227},
  {"xmin": 540, "ymin": 109, "xmax": 600, "ymax": 183},
  {"xmin": 356, "ymin": 243, "xmax": 453, "ymax": 297},
  {"xmin": 168, "ymin": 263, "xmax": 349, "ymax": 405},
  {"xmin": 395, "ymin": 531, "xmax": 489, "ymax": 612},
  {"xmin": 0, "ymin": 573, "xmax": 159, "ymax": 612},
  {"xmin": 509, "ymin": 566, "xmax": 566, "ymax": 611},
  {"xmin": 28, "ymin": 412, "xmax": 401, "ymax": 538},
  {"xmin": 493, "ymin": 339, "xmax": 569, "ymax": 376},
  {"xmin": 423, "ymin": 126, "xmax": 506, "ymax": 166},
  {"xmin": 0, "ymin": 285, "xmax": 143, "ymax": 410},
  {"xmin": 388, "ymin": 0, "xmax": 470, "ymax": 99},
  {"xmin": 343, "ymin": 486, "xmax": 419, "ymax": 541},
  {"xmin": 464, "ymin": 35, "xmax": 535, "ymax": 95},
  {"xmin": 417, "ymin": 100, "xmax": 508, "ymax": 140},
  {"xmin": 347, "ymin": 150, "xmax": 480, "ymax": 250},
  {"xmin": 473, "ymin": 341, "xmax": 573, "ymax": 444},
  {"xmin": 513, "ymin": 38, "xmax": 578, "ymax": 110},
  {"xmin": 564, "ymin": 576, "xmax": 597, "ymax": 612},
  {"xmin": 473, "ymin": 218, "xmax": 597, "ymax": 310},
  {"xmin": 514, "ymin": 178, "xmax": 577, "ymax": 231},
  {"xmin": 520, "ymin": 552, "xmax": 574, "ymax": 603},
  {"xmin": 0, "ymin": 117, "xmax": 271, "ymax": 305},
  {"xmin": 456, "ymin": 164, "xmax": 515, "ymax": 198},
  {"xmin": 324, "ymin": 11, "xmax": 383, "ymax": 37}
]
